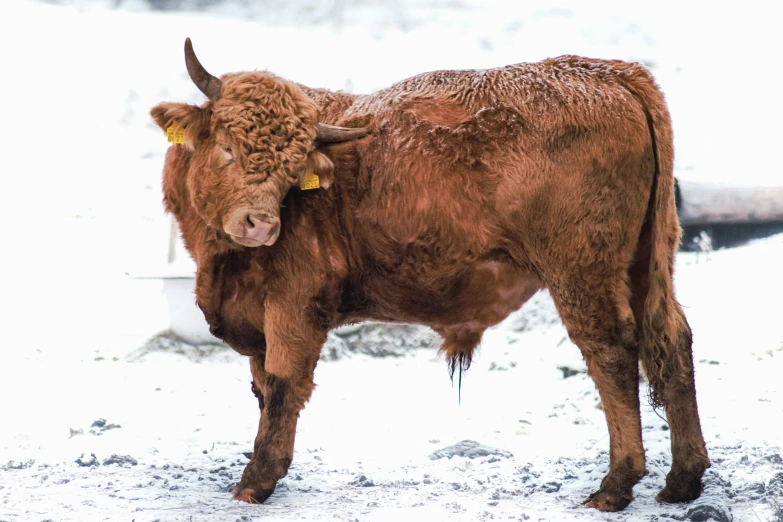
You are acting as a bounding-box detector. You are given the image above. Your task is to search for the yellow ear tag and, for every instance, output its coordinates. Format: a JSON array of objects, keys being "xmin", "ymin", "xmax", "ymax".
[
  {"xmin": 166, "ymin": 121, "xmax": 185, "ymax": 144},
  {"xmin": 300, "ymin": 172, "xmax": 320, "ymax": 190}
]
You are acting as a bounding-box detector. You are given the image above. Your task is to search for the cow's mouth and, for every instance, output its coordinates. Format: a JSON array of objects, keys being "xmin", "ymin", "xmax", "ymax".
[
  {"xmin": 229, "ymin": 231, "xmax": 279, "ymax": 248},
  {"xmin": 230, "ymin": 235, "xmax": 266, "ymax": 248}
]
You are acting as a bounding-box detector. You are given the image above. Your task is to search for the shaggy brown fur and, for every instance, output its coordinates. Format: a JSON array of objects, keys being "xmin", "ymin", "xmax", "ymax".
[{"xmin": 151, "ymin": 47, "xmax": 709, "ymax": 511}]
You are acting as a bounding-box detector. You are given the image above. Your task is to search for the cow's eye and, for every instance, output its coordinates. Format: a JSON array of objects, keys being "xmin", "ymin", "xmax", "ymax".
[{"xmin": 220, "ymin": 144, "xmax": 234, "ymax": 161}]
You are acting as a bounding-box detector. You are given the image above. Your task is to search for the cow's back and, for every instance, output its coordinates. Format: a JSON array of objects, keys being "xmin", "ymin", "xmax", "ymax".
[
  {"xmin": 345, "ymin": 56, "xmax": 646, "ymax": 134},
  {"xmin": 339, "ymin": 56, "xmax": 656, "ymax": 284}
]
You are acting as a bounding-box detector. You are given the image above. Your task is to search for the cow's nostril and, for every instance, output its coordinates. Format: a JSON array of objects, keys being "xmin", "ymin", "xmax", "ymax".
[{"xmin": 231, "ymin": 212, "xmax": 280, "ymax": 246}]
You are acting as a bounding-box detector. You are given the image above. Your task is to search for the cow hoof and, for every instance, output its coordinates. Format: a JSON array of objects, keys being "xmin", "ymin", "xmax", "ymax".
[
  {"xmin": 231, "ymin": 485, "xmax": 275, "ymax": 504},
  {"xmin": 656, "ymin": 477, "xmax": 703, "ymax": 504},
  {"xmin": 584, "ymin": 489, "xmax": 632, "ymax": 512}
]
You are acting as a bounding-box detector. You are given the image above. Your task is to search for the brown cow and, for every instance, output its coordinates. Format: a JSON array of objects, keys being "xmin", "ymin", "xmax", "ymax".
[{"xmin": 150, "ymin": 38, "xmax": 709, "ymax": 512}]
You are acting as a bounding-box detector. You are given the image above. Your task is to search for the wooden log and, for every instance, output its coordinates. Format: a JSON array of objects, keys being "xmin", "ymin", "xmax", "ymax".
[{"xmin": 677, "ymin": 181, "xmax": 783, "ymax": 226}]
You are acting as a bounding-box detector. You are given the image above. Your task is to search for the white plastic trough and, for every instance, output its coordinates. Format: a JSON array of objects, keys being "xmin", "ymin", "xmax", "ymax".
[{"xmin": 137, "ymin": 216, "xmax": 220, "ymax": 346}]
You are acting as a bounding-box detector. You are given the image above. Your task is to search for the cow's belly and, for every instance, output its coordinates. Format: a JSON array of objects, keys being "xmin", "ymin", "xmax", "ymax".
[{"xmin": 353, "ymin": 260, "xmax": 542, "ymax": 333}]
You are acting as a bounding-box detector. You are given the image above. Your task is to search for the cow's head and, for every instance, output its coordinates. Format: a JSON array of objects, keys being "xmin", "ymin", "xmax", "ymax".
[{"xmin": 151, "ymin": 39, "xmax": 369, "ymax": 247}]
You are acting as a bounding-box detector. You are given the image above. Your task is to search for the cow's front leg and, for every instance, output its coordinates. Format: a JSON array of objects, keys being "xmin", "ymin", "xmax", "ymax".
[
  {"xmin": 232, "ymin": 309, "xmax": 325, "ymax": 503},
  {"xmin": 248, "ymin": 355, "xmax": 266, "ymax": 450}
]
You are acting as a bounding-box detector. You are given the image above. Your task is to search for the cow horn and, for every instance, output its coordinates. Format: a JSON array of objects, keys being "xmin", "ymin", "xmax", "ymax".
[
  {"xmin": 315, "ymin": 123, "xmax": 371, "ymax": 143},
  {"xmin": 184, "ymin": 38, "xmax": 222, "ymax": 101}
]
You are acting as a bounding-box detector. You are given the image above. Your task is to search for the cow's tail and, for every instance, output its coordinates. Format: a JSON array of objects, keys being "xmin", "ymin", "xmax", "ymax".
[{"xmin": 619, "ymin": 66, "xmax": 691, "ymax": 409}]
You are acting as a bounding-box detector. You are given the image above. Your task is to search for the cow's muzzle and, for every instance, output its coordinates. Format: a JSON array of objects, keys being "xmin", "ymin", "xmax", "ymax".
[{"xmin": 224, "ymin": 208, "xmax": 280, "ymax": 247}]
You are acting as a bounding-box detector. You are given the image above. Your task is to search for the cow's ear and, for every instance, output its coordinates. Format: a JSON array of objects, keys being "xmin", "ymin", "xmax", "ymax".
[
  {"xmin": 301, "ymin": 150, "xmax": 335, "ymax": 190},
  {"xmin": 150, "ymin": 102, "xmax": 209, "ymax": 148}
]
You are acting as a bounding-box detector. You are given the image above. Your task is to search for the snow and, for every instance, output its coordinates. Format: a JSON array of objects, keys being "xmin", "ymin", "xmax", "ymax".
[{"xmin": 1, "ymin": 0, "xmax": 782, "ymax": 520}]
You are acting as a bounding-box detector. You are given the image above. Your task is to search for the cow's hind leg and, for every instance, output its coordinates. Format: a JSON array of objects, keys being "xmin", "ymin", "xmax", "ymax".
[
  {"xmin": 638, "ymin": 308, "xmax": 709, "ymax": 503},
  {"xmin": 550, "ymin": 280, "xmax": 646, "ymax": 512},
  {"xmin": 652, "ymin": 323, "xmax": 709, "ymax": 504},
  {"xmin": 629, "ymin": 246, "xmax": 710, "ymax": 503}
]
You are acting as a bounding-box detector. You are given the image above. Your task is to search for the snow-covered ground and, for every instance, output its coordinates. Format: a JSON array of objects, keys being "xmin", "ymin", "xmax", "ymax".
[{"xmin": 1, "ymin": 1, "xmax": 782, "ymax": 520}]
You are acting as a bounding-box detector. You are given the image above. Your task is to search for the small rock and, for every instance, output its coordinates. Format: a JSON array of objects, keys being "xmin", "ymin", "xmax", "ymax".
[
  {"xmin": 557, "ymin": 366, "xmax": 581, "ymax": 379},
  {"xmin": 767, "ymin": 471, "xmax": 783, "ymax": 493},
  {"xmin": 102, "ymin": 455, "xmax": 138, "ymax": 467},
  {"xmin": 763, "ymin": 453, "xmax": 782, "ymax": 465},
  {"xmin": 3, "ymin": 459, "xmax": 35, "ymax": 470},
  {"xmin": 69, "ymin": 428, "xmax": 84, "ymax": 438},
  {"xmin": 684, "ymin": 502, "xmax": 731, "ymax": 522},
  {"xmin": 350, "ymin": 474, "xmax": 375, "ymax": 487},
  {"xmin": 739, "ymin": 481, "xmax": 765, "ymax": 500},
  {"xmin": 542, "ymin": 482, "xmax": 561, "ymax": 493},
  {"xmin": 88, "ymin": 419, "xmax": 121, "ymax": 436},
  {"xmin": 75, "ymin": 453, "xmax": 99, "ymax": 467},
  {"xmin": 429, "ymin": 440, "xmax": 512, "ymax": 461}
]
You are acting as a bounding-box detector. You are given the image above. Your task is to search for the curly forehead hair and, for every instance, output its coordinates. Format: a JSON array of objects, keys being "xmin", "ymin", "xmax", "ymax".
[{"xmin": 211, "ymin": 72, "xmax": 319, "ymax": 180}]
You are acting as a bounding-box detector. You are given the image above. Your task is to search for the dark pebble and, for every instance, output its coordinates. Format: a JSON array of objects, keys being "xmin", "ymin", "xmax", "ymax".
[
  {"xmin": 102, "ymin": 455, "xmax": 138, "ymax": 467},
  {"xmin": 429, "ymin": 440, "xmax": 512, "ymax": 460},
  {"xmin": 75, "ymin": 453, "xmax": 99, "ymax": 467},
  {"xmin": 685, "ymin": 503, "xmax": 731, "ymax": 522},
  {"xmin": 557, "ymin": 366, "xmax": 580, "ymax": 379}
]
